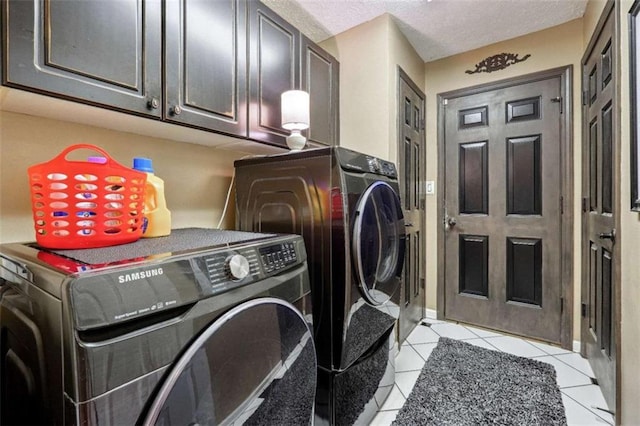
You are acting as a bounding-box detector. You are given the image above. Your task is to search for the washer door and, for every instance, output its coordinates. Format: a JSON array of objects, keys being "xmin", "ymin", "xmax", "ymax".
[
  {"xmin": 352, "ymin": 181, "xmax": 406, "ymax": 305},
  {"xmin": 143, "ymin": 298, "xmax": 316, "ymax": 426}
]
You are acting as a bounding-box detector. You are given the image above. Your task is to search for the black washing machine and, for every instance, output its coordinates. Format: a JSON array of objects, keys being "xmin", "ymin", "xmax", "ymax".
[
  {"xmin": 0, "ymin": 228, "xmax": 316, "ymax": 425},
  {"xmin": 235, "ymin": 147, "xmax": 405, "ymax": 425}
]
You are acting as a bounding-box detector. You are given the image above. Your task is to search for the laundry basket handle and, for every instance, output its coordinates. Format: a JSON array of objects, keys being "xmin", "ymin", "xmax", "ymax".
[{"xmin": 52, "ymin": 143, "xmax": 117, "ymax": 165}]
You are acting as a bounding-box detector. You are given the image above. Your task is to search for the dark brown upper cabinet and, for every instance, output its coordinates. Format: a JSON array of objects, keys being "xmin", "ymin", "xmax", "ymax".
[
  {"xmin": 248, "ymin": 1, "xmax": 300, "ymax": 147},
  {"xmin": 3, "ymin": 0, "xmax": 163, "ymax": 118},
  {"xmin": 164, "ymin": 0, "xmax": 248, "ymax": 137},
  {"xmin": 3, "ymin": 0, "xmax": 338, "ymax": 147},
  {"xmin": 301, "ymin": 35, "xmax": 340, "ymax": 147},
  {"xmin": 248, "ymin": 3, "xmax": 340, "ymax": 148}
]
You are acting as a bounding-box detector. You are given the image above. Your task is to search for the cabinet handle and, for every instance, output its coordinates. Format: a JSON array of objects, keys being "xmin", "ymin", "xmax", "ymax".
[
  {"xmin": 147, "ymin": 97, "xmax": 159, "ymax": 110},
  {"xmin": 170, "ymin": 106, "xmax": 182, "ymax": 116}
]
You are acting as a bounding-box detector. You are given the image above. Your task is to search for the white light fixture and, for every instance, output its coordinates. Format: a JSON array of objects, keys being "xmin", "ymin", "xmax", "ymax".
[{"xmin": 281, "ymin": 90, "xmax": 310, "ymax": 151}]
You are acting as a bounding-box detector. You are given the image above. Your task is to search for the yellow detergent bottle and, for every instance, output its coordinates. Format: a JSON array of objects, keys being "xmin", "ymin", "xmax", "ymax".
[{"xmin": 133, "ymin": 157, "xmax": 171, "ymax": 237}]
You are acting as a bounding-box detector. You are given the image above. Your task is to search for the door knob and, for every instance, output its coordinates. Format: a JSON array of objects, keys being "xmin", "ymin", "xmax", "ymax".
[
  {"xmin": 598, "ymin": 229, "xmax": 616, "ymax": 241},
  {"xmin": 445, "ymin": 216, "xmax": 457, "ymax": 230}
]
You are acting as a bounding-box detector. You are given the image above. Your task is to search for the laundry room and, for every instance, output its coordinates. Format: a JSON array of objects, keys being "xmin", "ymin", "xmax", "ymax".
[{"xmin": 1, "ymin": 0, "xmax": 640, "ymax": 425}]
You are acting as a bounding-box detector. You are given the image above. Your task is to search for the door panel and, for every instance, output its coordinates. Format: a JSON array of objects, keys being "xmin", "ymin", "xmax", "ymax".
[
  {"xmin": 397, "ymin": 70, "xmax": 425, "ymax": 344},
  {"xmin": 164, "ymin": 0, "xmax": 247, "ymax": 136},
  {"xmin": 581, "ymin": 4, "xmax": 617, "ymax": 412},
  {"xmin": 443, "ymin": 76, "xmax": 563, "ymax": 343},
  {"xmin": 248, "ymin": 1, "xmax": 299, "ymax": 147},
  {"xmin": 4, "ymin": 0, "xmax": 162, "ymax": 117},
  {"xmin": 301, "ymin": 36, "xmax": 340, "ymax": 147}
]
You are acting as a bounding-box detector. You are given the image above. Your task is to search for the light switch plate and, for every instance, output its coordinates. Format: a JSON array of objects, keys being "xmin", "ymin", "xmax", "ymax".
[{"xmin": 426, "ymin": 181, "xmax": 435, "ymax": 195}]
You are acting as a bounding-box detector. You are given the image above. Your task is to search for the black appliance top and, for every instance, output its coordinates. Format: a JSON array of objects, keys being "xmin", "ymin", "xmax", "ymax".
[
  {"xmin": 44, "ymin": 228, "xmax": 275, "ymax": 266},
  {"xmin": 234, "ymin": 146, "xmax": 398, "ymax": 178}
]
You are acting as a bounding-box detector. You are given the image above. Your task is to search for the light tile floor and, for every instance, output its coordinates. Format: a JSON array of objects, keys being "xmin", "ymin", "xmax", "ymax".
[{"xmin": 372, "ymin": 318, "xmax": 614, "ymax": 425}]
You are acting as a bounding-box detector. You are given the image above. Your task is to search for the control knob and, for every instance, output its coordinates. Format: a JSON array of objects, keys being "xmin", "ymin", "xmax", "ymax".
[
  {"xmin": 226, "ymin": 254, "xmax": 250, "ymax": 281},
  {"xmin": 368, "ymin": 157, "xmax": 381, "ymax": 172}
]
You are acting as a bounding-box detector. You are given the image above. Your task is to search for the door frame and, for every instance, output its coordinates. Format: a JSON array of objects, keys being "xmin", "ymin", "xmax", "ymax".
[{"xmin": 436, "ymin": 67, "xmax": 574, "ymax": 349}]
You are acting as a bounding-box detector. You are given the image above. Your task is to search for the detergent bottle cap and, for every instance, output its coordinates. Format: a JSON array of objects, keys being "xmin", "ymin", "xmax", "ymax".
[{"xmin": 133, "ymin": 157, "xmax": 154, "ymax": 173}]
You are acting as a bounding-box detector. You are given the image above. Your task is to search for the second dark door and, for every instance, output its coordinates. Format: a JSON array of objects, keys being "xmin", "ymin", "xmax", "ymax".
[
  {"xmin": 398, "ymin": 69, "xmax": 426, "ymax": 344},
  {"xmin": 581, "ymin": 2, "xmax": 617, "ymax": 413}
]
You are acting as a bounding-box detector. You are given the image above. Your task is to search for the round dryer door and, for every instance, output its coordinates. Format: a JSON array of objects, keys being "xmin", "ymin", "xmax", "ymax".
[
  {"xmin": 143, "ymin": 298, "xmax": 316, "ymax": 426},
  {"xmin": 352, "ymin": 181, "xmax": 406, "ymax": 305}
]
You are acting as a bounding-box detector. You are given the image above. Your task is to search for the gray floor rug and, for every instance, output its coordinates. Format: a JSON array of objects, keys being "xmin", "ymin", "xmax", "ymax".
[{"xmin": 393, "ymin": 337, "xmax": 567, "ymax": 425}]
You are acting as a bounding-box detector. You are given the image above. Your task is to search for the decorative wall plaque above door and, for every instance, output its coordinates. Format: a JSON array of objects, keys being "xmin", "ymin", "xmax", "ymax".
[{"xmin": 465, "ymin": 53, "xmax": 531, "ymax": 74}]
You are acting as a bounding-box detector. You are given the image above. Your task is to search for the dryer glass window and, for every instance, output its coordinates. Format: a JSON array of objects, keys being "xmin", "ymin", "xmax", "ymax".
[
  {"xmin": 353, "ymin": 181, "xmax": 405, "ymax": 305},
  {"xmin": 144, "ymin": 299, "xmax": 316, "ymax": 426}
]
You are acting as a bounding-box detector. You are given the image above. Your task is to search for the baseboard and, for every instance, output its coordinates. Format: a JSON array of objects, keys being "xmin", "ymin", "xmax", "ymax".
[{"xmin": 423, "ymin": 308, "xmax": 581, "ymax": 353}]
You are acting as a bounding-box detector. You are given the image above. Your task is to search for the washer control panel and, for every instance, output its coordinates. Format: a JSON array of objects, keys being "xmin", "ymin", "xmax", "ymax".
[
  {"xmin": 259, "ymin": 241, "xmax": 297, "ymax": 273},
  {"xmin": 199, "ymin": 240, "xmax": 299, "ymax": 296}
]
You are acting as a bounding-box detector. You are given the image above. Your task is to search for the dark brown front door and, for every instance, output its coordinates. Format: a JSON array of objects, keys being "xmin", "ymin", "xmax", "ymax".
[
  {"xmin": 581, "ymin": 2, "xmax": 617, "ymax": 413},
  {"xmin": 442, "ymin": 74, "xmax": 565, "ymax": 344},
  {"xmin": 398, "ymin": 68, "xmax": 425, "ymax": 344}
]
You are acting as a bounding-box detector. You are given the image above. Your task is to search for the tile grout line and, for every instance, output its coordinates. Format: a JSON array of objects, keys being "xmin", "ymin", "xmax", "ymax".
[
  {"xmin": 550, "ymin": 353, "xmax": 597, "ymax": 381},
  {"xmin": 560, "ymin": 388, "xmax": 615, "ymax": 425}
]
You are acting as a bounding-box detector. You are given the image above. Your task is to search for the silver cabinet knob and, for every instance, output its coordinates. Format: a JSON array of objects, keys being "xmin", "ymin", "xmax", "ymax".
[{"xmin": 147, "ymin": 97, "xmax": 159, "ymax": 110}]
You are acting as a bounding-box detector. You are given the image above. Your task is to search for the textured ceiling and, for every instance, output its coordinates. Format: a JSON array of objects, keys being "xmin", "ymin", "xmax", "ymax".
[{"xmin": 262, "ymin": 0, "xmax": 588, "ymax": 62}]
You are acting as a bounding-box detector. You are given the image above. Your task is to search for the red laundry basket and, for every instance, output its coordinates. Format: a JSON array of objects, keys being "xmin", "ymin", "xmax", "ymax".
[{"xmin": 27, "ymin": 144, "xmax": 147, "ymax": 249}]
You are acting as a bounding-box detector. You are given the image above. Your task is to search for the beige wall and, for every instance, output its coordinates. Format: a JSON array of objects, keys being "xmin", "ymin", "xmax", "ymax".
[
  {"xmin": 321, "ymin": 14, "xmax": 425, "ymax": 162},
  {"xmin": 0, "ymin": 110, "xmax": 247, "ymax": 243},
  {"xmin": 584, "ymin": 0, "xmax": 609, "ymax": 42},
  {"xmin": 320, "ymin": 15, "xmax": 392, "ymax": 160},
  {"xmin": 424, "ymin": 19, "xmax": 585, "ymax": 340},
  {"xmin": 617, "ymin": 0, "xmax": 640, "ymax": 423}
]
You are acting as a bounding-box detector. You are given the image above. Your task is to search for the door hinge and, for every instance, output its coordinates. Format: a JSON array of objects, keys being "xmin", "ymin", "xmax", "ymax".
[
  {"xmin": 560, "ymin": 297, "xmax": 564, "ymax": 314},
  {"xmin": 551, "ymin": 96, "xmax": 563, "ymax": 113},
  {"xmin": 582, "ymin": 90, "xmax": 588, "ymax": 106},
  {"xmin": 582, "ymin": 197, "xmax": 588, "ymax": 213},
  {"xmin": 581, "ymin": 302, "xmax": 587, "ymax": 318},
  {"xmin": 560, "ymin": 196, "xmax": 564, "ymax": 214},
  {"xmin": 442, "ymin": 98, "xmax": 448, "ymax": 106}
]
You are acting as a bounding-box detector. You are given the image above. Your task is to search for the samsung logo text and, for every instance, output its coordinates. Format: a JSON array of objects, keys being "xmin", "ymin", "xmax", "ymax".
[{"xmin": 118, "ymin": 268, "xmax": 164, "ymax": 283}]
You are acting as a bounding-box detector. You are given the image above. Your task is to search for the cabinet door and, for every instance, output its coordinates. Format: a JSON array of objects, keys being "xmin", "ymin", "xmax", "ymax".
[
  {"xmin": 165, "ymin": 0, "xmax": 247, "ymax": 136},
  {"xmin": 3, "ymin": 0, "xmax": 162, "ymax": 117},
  {"xmin": 248, "ymin": 1, "xmax": 300, "ymax": 147},
  {"xmin": 301, "ymin": 36, "xmax": 340, "ymax": 147}
]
